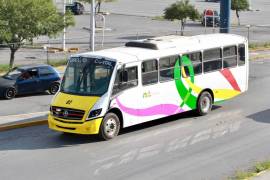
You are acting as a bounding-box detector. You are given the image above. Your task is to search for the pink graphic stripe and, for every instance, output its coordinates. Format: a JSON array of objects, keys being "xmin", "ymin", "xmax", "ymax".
[
  {"xmin": 220, "ymin": 69, "xmax": 241, "ymax": 92},
  {"xmin": 116, "ymin": 98, "xmax": 184, "ymax": 117}
]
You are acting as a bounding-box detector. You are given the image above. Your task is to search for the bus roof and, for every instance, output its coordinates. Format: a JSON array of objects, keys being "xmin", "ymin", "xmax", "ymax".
[{"xmin": 76, "ymin": 34, "xmax": 247, "ymax": 64}]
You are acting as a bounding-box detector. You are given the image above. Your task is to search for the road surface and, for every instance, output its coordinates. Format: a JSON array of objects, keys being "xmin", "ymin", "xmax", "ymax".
[{"xmin": 1, "ymin": 59, "xmax": 270, "ymax": 179}]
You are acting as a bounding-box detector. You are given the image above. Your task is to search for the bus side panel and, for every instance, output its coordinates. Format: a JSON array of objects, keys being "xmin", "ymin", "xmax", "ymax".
[
  {"xmin": 110, "ymin": 87, "xmax": 140, "ymax": 128},
  {"xmin": 194, "ymin": 68, "xmax": 245, "ymax": 103},
  {"xmin": 110, "ymin": 82, "xmax": 190, "ymax": 128}
]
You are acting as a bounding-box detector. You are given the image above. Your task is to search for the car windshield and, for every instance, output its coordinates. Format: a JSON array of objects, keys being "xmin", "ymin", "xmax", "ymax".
[
  {"xmin": 3, "ymin": 68, "xmax": 23, "ymax": 80},
  {"xmin": 61, "ymin": 57, "xmax": 116, "ymax": 96}
]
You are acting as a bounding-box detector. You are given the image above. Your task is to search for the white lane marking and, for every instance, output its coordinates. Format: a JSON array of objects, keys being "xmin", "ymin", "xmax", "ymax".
[
  {"xmin": 118, "ymin": 150, "xmax": 138, "ymax": 165},
  {"xmin": 92, "ymin": 118, "xmax": 243, "ymax": 176},
  {"xmin": 136, "ymin": 144, "xmax": 162, "ymax": 160},
  {"xmin": 94, "ymin": 162, "xmax": 114, "ymax": 175},
  {"xmin": 166, "ymin": 136, "xmax": 192, "ymax": 153},
  {"xmin": 190, "ymin": 129, "xmax": 212, "ymax": 145},
  {"xmin": 0, "ymin": 111, "xmax": 49, "ymax": 125}
]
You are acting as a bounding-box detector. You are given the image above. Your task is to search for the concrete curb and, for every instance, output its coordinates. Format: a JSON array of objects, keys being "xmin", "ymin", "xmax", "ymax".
[{"xmin": 0, "ymin": 119, "xmax": 47, "ymax": 132}]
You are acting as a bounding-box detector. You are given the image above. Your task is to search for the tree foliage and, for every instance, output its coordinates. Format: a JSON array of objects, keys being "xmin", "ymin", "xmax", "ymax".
[
  {"xmin": 0, "ymin": 0, "xmax": 75, "ymax": 69},
  {"xmin": 79, "ymin": 0, "xmax": 117, "ymax": 13},
  {"xmin": 231, "ymin": 0, "xmax": 249, "ymax": 25},
  {"xmin": 164, "ymin": 0, "xmax": 200, "ymax": 35}
]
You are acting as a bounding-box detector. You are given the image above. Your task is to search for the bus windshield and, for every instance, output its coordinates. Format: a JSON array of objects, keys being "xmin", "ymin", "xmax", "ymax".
[{"xmin": 61, "ymin": 57, "xmax": 116, "ymax": 96}]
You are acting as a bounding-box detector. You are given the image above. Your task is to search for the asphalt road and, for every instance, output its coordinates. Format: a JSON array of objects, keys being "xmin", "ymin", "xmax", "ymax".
[
  {"xmin": 0, "ymin": 92, "xmax": 52, "ymax": 116},
  {"xmin": 1, "ymin": 59, "xmax": 270, "ymax": 180}
]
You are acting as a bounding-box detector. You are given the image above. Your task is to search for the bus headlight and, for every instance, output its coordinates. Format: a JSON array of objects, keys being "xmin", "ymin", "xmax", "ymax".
[{"xmin": 88, "ymin": 109, "xmax": 102, "ymax": 118}]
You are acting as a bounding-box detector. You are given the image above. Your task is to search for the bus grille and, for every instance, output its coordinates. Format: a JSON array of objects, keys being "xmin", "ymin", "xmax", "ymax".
[{"xmin": 51, "ymin": 106, "xmax": 85, "ymax": 121}]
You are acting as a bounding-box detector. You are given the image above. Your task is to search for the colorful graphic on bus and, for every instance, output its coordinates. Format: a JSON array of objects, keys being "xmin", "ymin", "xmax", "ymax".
[{"xmin": 116, "ymin": 55, "xmax": 242, "ymax": 117}]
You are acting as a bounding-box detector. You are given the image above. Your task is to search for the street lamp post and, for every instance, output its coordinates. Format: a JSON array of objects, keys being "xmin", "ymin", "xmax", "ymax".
[
  {"xmin": 63, "ymin": 0, "xmax": 66, "ymax": 51},
  {"xmin": 90, "ymin": 0, "xmax": 95, "ymax": 52},
  {"xmin": 248, "ymin": 0, "xmax": 252, "ymax": 10},
  {"xmin": 220, "ymin": 0, "xmax": 231, "ymax": 33}
]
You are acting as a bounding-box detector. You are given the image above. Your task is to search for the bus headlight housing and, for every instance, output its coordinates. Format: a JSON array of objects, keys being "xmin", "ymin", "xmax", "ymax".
[{"xmin": 88, "ymin": 108, "xmax": 102, "ymax": 119}]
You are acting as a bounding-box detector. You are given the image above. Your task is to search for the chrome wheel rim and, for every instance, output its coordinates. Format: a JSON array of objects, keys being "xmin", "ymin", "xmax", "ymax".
[
  {"xmin": 104, "ymin": 118, "xmax": 117, "ymax": 137},
  {"xmin": 6, "ymin": 89, "xmax": 15, "ymax": 98},
  {"xmin": 201, "ymin": 96, "xmax": 211, "ymax": 113},
  {"xmin": 51, "ymin": 85, "xmax": 59, "ymax": 94}
]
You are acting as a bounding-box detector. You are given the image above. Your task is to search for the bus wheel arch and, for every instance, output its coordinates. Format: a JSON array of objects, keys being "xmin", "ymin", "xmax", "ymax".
[
  {"xmin": 196, "ymin": 89, "xmax": 214, "ymax": 116},
  {"xmin": 107, "ymin": 108, "xmax": 123, "ymax": 129}
]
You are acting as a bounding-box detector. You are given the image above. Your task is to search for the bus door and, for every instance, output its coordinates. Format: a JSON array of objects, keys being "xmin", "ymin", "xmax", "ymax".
[{"xmin": 111, "ymin": 62, "xmax": 140, "ymax": 127}]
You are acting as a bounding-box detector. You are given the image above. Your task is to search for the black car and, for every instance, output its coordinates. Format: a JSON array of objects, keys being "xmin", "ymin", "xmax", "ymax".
[
  {"xmin": 0, "ymin": 64, "xmax": 61, "ymax": 99},
  {"xmin": 201, "ymin": 9, "xmax": 220, "ymax": 27},
  {"xmin": 66, "ymin": 2, "xmax": 84, "ymax": 15}
]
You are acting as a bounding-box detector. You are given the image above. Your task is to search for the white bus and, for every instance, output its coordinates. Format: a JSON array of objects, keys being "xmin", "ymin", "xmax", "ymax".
[{"xmin": 48, "ymin": 34, "xmax": 249, "ymax": 140}]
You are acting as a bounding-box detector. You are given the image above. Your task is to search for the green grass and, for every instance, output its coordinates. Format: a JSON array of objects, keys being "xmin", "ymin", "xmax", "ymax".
[
  {"xmin": 0, "ymin": 64, "xmax": 10, "ymax": 74},
  {"xmin": 48, "ymin": 59, "xmax": 68, "ymax": 67},
  {"xmin": 249, "ymin": 42, "xmax": 270, "ymax": 50},
  {"xmin": 152, "ymin": 16, "xmax": 165, "ymax": 21},
  {"xmin": 0, "ymin": 59, "xmax": 67, "ymax": 74},
  {"xmin": 232, "ymin": 160, "xmax": 270, "ymax": 180}
]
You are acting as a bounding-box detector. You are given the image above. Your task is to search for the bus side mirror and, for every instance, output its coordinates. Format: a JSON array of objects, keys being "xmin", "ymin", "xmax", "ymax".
[{"xmin": 122, "ymin": 71, "xmax": 128, "ymax": 82}]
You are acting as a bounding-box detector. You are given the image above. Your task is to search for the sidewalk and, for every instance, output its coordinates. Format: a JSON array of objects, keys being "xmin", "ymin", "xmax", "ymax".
[
  {"xmin": 252, "ymin": 171, "xmax": 270, "ymax": 180},
  {"xmin": 0, "ymin": 112, "xmax": 48, "ymax": 132}
]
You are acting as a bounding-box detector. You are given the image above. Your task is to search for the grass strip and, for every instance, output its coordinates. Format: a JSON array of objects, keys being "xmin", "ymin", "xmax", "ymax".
[
  {"xmin": 249, "ymin": 42, "xmax": 270, "ymax": 51},
  {"xmin": 232, "ymin": 160, "xmax": 270, "ymax": 180},
  {"xmin": 0, "ymin": 59, "xmax": 67, "ymax": 74}
]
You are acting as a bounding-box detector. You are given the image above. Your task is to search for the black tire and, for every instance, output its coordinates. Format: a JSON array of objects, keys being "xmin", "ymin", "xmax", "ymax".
[
  {"xmin": 4, "ymin": 87, "xmax": 16, "ymax": 100},
  {"xmin": 197, "ymin": 91, "xmax": 213, "ymax": 116},
  {"xmin": 49, "ymin": 83, "xmax": 59, "ymax": 95},
  {"xmin": 99, "ymin": 113, "xmax": 120, "ymax": 140}
]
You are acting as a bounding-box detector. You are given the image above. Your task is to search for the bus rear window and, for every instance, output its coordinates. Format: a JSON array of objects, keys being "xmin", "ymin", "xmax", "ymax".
[{"xmin": 238, "ymin": 44, "xmax": 246, "ymax": 66}]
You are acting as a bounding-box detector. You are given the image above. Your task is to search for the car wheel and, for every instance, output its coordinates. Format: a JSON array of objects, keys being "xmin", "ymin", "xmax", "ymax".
[
  {"xmin": 4, "ymin": 87, "xmax": 16, "ymax": 99},
  {"xmin": 99, "ymin": 113, "xmax": 120, "ymax": 140},
  {"xmin": 197, "ymin": 91, "xmax": 213, "ymax": 116},
  {"xmin": 49, "ymin": 83, "xmax": 59, "ymax": 95}
]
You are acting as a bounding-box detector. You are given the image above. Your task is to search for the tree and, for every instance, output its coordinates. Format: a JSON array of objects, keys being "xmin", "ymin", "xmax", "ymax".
[
  {"xmin": 0, "ymin": 0, "xmax": 75, "ymax": 69},
  {"xmin": 164, "ymin": 0, "xmax": 200, "ymax": 36},
  {"xmin": 231, "ymin": 0, "xmax": 249, "ymax": 25},
  {"xmin": 79, "ymin": 0, "xmax": 117, "ymax": 13}
]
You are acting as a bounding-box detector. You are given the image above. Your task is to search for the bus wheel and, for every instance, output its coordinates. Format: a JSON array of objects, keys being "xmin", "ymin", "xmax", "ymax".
[
  {"xmin": 99, "ymin": 113, "xmax": 120, "ymax": 140},
  {"xmin": 197, "ymin": 91, "xmax": 212, "ymax": 116}
]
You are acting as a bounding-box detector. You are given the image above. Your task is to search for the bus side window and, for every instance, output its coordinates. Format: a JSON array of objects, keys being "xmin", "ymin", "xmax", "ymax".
[
  {"xmin": 223, "ymin": 46, "xmax": 237, "ymax": 68},
  {"xmin": 159, "ymin": 55, "xmax": 178, "ymax": 82},
  {"xmin": 238, "ymin": 44, "xmax": 245, "ymax": 66},
  {"xmin": 142, "ymin": 59, "xmax": 158, "ymax": 85},
  {"xmin": 203, "ymin": 48, "xmax": 222, "ymax": 73},
  {"xmin": 187, "ymin": 52, "xmax": 202, "ymax": 76},
  {"xmin": 112, "ymin": 66, "xmax": 138, "ymax": 95}
]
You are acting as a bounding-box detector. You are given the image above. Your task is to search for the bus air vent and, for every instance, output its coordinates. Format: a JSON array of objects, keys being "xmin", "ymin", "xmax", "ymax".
[{"xmin": 125, "ymin": 41, "xmax": 159, "ymax": 50}]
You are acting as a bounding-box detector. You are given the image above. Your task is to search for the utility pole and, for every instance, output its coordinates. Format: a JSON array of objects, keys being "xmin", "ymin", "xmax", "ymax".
[
  {"xmin": 90, "ymin": 0, "xmax": 95, "ymax": 51},
  {"xmin": 248, "ymin": 0, "xmax": 252, "ymax": 10},
  {"xmin": 220, "ymin": 0, "xmax": 231, "ymax": 33},
  {"xmin": 63, "ymin": 0, "xmax": 66, "ymax": 51}
]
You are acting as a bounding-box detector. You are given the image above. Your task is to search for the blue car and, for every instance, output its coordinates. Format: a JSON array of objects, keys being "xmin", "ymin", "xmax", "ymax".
[{"xmin": 0, "ymin": 64, "xmax": 61, "ymax": 99}]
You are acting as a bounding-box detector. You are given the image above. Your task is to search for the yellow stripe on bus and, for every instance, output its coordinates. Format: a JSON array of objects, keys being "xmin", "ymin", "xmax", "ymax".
[{"xmin": 183, "ymin": 77, "xmax": 241, "ymax": 100}]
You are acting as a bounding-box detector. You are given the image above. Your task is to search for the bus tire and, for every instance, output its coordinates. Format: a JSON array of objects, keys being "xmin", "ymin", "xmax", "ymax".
[
  {"xmin": 99, "ymin": 113, "xmax": 120, "ymax": 140},
  {"xmin": 197, "ymin": 91, "xmax": 213, "ymax": 116}
]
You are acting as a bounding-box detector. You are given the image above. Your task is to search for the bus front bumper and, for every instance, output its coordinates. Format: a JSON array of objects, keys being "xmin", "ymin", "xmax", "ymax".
[{"xmin": 48, "ymin": 115, "xmax": 102, "ymax": 135}]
